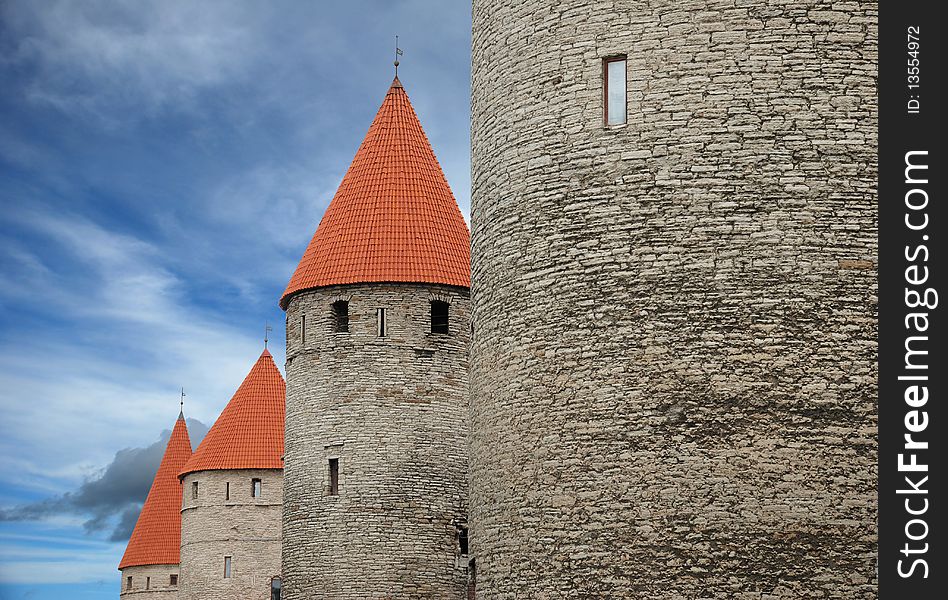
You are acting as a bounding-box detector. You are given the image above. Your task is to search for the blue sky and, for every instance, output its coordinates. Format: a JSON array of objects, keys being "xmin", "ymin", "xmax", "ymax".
[{"xmin": 0, "ymin": 1, "xmax": 470, "ymax": 597}]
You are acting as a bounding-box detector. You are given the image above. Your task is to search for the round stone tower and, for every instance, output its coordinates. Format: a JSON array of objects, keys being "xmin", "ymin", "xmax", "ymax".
[
  {"xmin": 178, "ymin": 349, "xmax": 285, "ymax": 600},
  {"xmin": 280, "ymin": 77, "xmax": 471, "ymax": 599},
  {"xmin": 119, "ymin": 411, "xmax": 191, "ymax": 598},
  {"xmin": 470, "ymin": 1, "xmax": 877, "ymax": 598}
]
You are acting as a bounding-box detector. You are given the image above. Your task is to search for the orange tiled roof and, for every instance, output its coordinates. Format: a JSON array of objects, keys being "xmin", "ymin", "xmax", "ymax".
[
  {"xmin": 280, "ymin": 77, "xmax": 470, "ymax": 308},
  {"xmin": 178, "ymin": 349, "xmax": 285, "ymax": 477},
  {"xmin": 119, "ymin": 414, "xmax": 192, "ymax": 569}
]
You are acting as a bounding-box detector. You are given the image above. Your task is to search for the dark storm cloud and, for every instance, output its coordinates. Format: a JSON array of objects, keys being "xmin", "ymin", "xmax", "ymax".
[{"xmin": 0, "ymin": 418, "xmax": 208, "ymax": 541}]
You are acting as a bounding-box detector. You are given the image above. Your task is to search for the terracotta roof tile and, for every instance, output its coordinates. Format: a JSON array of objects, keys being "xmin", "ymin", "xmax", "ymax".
[
  {"xmin": 118, "ymin": 415, "xmax": 192, "ymax": 569},
  {"xmin": 179, "ymin": 350, "xmax": 285, "ymax": 477},
  {"xmin": 281, "ymin": 77, "xmax": 470, "ymax": 308}
]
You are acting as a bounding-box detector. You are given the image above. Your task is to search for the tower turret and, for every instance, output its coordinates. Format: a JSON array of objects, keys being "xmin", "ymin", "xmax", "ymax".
[
  {"xmin": 177, "ymin": 350, "xmax": 285, "ymax": 600},
  {"xmin": 119, "ymin": 412, "xmax": 192, "ymax": 597},
  {"xmin": 280, "ymin": 76, "xmax": 471, "ymax": 599},
  {"xmin": 469, "ymin": 1, "xmax": 877, "ymax": 597}
]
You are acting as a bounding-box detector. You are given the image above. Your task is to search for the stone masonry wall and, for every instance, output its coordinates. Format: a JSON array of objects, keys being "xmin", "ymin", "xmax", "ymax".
[
  {"xmin": 282, "ymin": 283, "xmax": 470, "ymax": 599},
  {"xmin": 120, "ymin": 564, "xmax": 179, "ymax": 599},
  {"xmin": 470, "ymin": 1, "xmax": 877, "ymax": 598},
  {"xmin": 179, "ymin": 469, "xmax": 282, "ymax": 600}
]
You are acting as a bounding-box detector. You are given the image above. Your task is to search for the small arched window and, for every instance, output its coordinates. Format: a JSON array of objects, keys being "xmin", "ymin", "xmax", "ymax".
[
  {"xmin": 332, "ymin": 301, "xmax": 349, "ymax": 333},
  {"xmin": 271, "ymin": 576, "xmax": 282, "ymax": 600},
  {"xmin": 431, "ymin": 301, "xmax": 449, "ymax": 334}
]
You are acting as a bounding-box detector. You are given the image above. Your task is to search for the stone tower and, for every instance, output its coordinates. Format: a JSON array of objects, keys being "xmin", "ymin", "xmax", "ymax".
[
  {"xmin": 470, "ymin": 1, "xmax": 877, "ymax": 598},
  {"xmin": 178, "ymin": 349, "xmax": 285, "ymax": 600},
  {"xmin": 119, "ymin": 411, "xmax": 192, "ymax": 597},
  {"xmin": 280, "ymin": 76, "xmax": 471, "ymax": 599}
]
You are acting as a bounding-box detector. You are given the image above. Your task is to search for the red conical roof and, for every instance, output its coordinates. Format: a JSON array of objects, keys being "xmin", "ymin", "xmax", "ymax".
[
  {"xmin": 119, "ymin": 414, "xmax": 192, "ymax": 569},
  {"xmin": 280, "ymin": 77, "xmax": 470, "ymax": 308},
  {"xmin": 179, "ymin": 350, "xmax": 285, "ymax": 477}
]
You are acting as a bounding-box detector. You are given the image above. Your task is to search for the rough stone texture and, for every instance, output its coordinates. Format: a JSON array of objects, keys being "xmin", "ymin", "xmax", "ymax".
[
  {"xmin": 282, "ymin": 283, "xmax": 470, "ymax": 599},
  {"xmin": 120, "ymin": 564, "xmax": 180, "ymax": 598},
  {"xmin": 469, "ymin": 1, "xmax": 877, "ymax": 598},
  {"xmin": 179, "ymin": 469, "xmax": 281, "ymax": 600}
]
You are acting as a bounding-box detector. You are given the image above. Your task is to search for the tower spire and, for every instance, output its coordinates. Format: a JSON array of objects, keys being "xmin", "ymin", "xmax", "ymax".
[
  {"xmin": 179, "ymin": 387, "xmax": 185, "ymax": 419},
  {"xmin": 394, "ymin": 35, "xmax": 403, "ymax": 77}
]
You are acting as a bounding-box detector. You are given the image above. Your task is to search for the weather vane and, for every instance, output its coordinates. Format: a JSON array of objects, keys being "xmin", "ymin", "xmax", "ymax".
[
  {"xmin": 394, "ymin": 35, "xmax": 403, "ymax": 76},
  {"xmin": 265, "ymin": 322, "xmax": 273, "ymax": 349},
  {"xmin": 180, "ymin": 387, "xmax": 185, "ymax": 415}
]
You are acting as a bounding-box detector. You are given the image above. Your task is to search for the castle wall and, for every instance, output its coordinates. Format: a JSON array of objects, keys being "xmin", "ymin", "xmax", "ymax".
[
  {"xmin": 282, "ymin": 283, "xmax": 470, "ymax": 599},
  {"xmin": 178, "ymin": 469, "xmax": 282, "ymax": 600},
  {"xmin": 470, "ymin": 1, "xmax": 877, "ymax": 598},
  {"xmin": 120, "ymin": 564, "xmax": 179, "ymax": 598}
]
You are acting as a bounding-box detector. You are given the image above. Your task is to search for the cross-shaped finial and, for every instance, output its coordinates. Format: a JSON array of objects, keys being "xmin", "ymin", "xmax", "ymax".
[
  {"xmin": 265, "ymin": 322, "xmax": 273, "ymax": 349},
  {"xmin": 394, "ymin": 35, "xmax": 403, "ymax": 76}
]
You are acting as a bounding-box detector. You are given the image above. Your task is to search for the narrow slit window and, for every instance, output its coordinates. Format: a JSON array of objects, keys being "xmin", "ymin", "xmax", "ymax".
[
  {"xmin": 225, "ymin": 482, "xmax": 230, "ymax": 501},
  {"xmin": 431, "ymin": 301, "xmax": 450, "ymax": 334},
  {"xmin": 126, "ymin": 576, "xmax": 133, "ymax": 590},
  {"xmin": 146, "ymin": 577, "xmax": 151, "ymax": 590},
  {"xmin": 271, "ymin": 576, "xmax": 282, "ymax": 600},
  {"xmin": 328, "ymin": 458, "xmax": 339, "ymax": 495},
  {"xmin": 192, "ymin": 481, "xmax": 199, "ymax": 499},
  {"xmin": 223, "ymin": 556, "xmax": 232, "ymax": 578},
  {"xmin": 458, "ymin": 525, "xmax": 469, "ymax": 555},
  {"xmin": 332, "ymin": 301, "xmax": 349, "ymax": 332},
  {"xmin": 604, "ymin": 56, "xmax": 627, "ymax": 125},
  {"xmin": 252, "ymin": 478, "xmax": 262, "ymax": 498},
  {"xmin": 300, "ymin": 315, "xmax": 306, "ymax": 344},
  {"xmin": 377, "ymin": 308, "xmax": 386, "ymax": 337},
  {"xmin": 170, "ymin": 574, "xmax": 178, "ymax": 586}
]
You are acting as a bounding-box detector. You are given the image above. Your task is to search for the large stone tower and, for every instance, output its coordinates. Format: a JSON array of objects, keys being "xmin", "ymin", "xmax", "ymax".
[
  {"xmin": 178, "ymin": 349, "xmax": 285, "ymax": 600},
  {"xmin": 470, "ymin": 1, "xmax": 877, "ymax": 598},
  {"xmin": 119, "ymin": 412, "xmax": 191, "ymax": 598},
  {"xmin": 280, "ymin": 76, "xmax": 471, "ymax": 599}
]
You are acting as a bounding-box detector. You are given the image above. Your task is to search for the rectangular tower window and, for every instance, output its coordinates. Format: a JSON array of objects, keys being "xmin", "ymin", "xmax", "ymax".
[
  {"xmin": 224, "ymin": 556, "xmax": 232, "ymax": 578},
  {"xmin": 126, "ymin": 576, "xmax": 132, "ymax": 590},
  {"xmin": 192, "ymin": 481, "xmax": 199, "ymax": 499},
  {"xmin": 252, "ymin": 478, "xmax": 262, "ymax": 498},
  {"xmin": 300, "ymin": 314, "xmax": 306, "ymax": 344},
  {"xmin": 332, "ymin": 300, "xmax": 349, "ymax": 332},
  {"xmin": 170, "ymin": 574, "xmax": 178, "ymax": 586},
  {"xmin": 225, "ymin": 482, "xmax": 230, "ymax": 500},
  {"xmin": 458, "ymin": 525, "xmax": 469, "ymax": 555},
  {"xmin": 431, "ymin": 300, "xmax": 450, "ymax": 334},
  {"xmin": 146, "ymin": 577, "xmax": 150, "ymax": 590},
  {"xmin": 328, "ymin": 458, "xmax": 339, "ymax": 495},
  {"xmin": 377, "ymin": 308, "xmax": 386, "ymax": 337},
  {"xmin": 604, "ymin": 56, "xmax": 627, "ymax": 126}
]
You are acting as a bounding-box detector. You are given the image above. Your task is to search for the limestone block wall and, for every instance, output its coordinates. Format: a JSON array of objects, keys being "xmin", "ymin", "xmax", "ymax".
[
  {"xmin": 282, "ymin": 283, "xmax": 470, "ymax": 599},
  {"xmin": 470, "ymin": 1, "xmax": 877, "ymax": 598},
  {"xmin": 119, "ymin": 564, "xmax": 179, "ymax": 598},
  {"xmin": 178, "ymin": 469, "xmax": 282, "ymax": 600}
]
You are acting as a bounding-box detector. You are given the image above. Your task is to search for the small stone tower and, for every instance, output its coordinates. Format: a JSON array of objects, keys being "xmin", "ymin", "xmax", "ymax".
[
  {"xmin": 470, "ymin": 1, "xmax": 877, "ymax": 598},
  {"xmin": 177, "ymin": 349, "xmax": 285, "ymax": 600},
  {"xmin": 280, "ymin": 76, "xmax": 471, "ymax": 599},
  {"xmin": 119, "ymin": 411, "xmax": 192, "ymax": 597}
]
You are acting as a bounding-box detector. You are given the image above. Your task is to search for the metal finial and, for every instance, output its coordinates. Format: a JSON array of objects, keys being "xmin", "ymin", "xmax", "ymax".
[
  {"xmin": 179, "ymin": 387, "xmax": 185, "ymax": 418},
  {"xmin": 265, "ymin": 322, "xmax": 273, "ymax": 349},
  {"xmin": 394, "ymin": 35, "xmax": 403, "ymax": 76}
]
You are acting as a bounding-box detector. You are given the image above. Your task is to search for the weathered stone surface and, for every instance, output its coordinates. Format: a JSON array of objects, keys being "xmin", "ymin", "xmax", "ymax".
[
  {"xmin": 178, "ymin": 469, "xmax": 281, "ymax": 600},
  {"xmin": 282, "ymin": 283, "xmax": 471, "ymax": 599},
  {"xmin": 469, "ymin": 1, "xmax": 877, "ymax": 598},
  {"xmin": 120, "ymin": 564, "xmax": 180, "ymax": 598}
]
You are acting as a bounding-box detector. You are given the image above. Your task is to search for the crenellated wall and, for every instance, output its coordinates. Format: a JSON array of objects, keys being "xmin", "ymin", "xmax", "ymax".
[
  {"xmin": 178, "ymin": 469, "xmax": 282, "ymax": 600},
  {"xmin": 469, "ymin": 1, "xmax": 877, "ymax": 598},
  {"xmin": 281, "ymin": 283, "xmax": 471, "ymax": 599}
]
